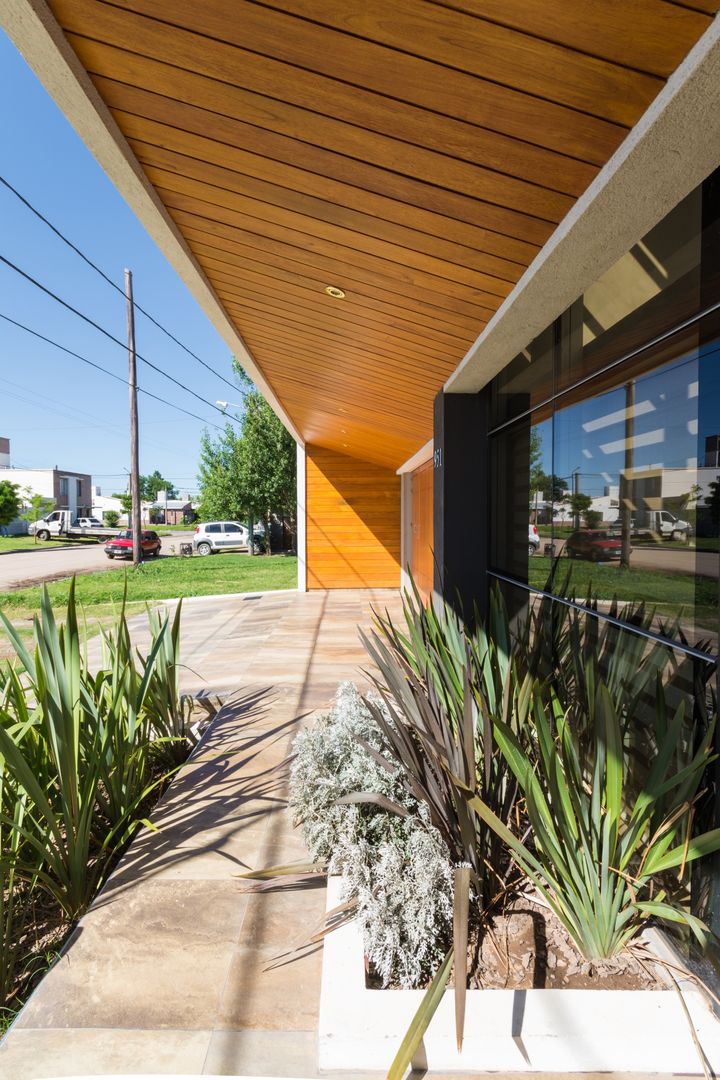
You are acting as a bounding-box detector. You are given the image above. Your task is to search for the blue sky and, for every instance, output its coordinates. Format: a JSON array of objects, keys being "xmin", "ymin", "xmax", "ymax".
[{"xmin": 0, "ymin": 32, "xmax": 241, "ymax": 497}]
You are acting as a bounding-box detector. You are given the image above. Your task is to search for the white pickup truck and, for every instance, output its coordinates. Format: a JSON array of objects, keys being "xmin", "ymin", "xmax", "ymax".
[
  {"xmin": 634, "ymin": 509, "xmax": 692, "ymax": 542},
  {"xmin": 28, "ymin": 509, "xmax": 119, "ymax": 542}
]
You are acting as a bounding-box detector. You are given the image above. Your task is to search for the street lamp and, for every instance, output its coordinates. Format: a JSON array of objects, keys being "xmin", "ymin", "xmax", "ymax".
[{"xmin": 216, "ymin": 400, "xmax": 245, "ymax": 413}]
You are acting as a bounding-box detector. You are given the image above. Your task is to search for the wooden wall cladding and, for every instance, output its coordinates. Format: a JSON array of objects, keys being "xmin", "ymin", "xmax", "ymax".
[
  {"xmin": 47, "ymin": 0, "xmax": 716, "ymax": 470},
  {"xmin": 410, "ymin": 460, "xmax": 434, "ymax": 602},
  {"xmin": 306, "ymin": 445, "xmax": 400, "ymax": 589}
]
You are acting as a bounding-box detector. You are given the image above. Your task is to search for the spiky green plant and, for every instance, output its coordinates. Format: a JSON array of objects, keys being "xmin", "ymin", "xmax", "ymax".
[
  {"xmin": 0, "ymin": 582, "xmax": 186, "ymax": 921},
  {"xmin": 466, "ymin": 679, "xmax": 720, "ymax": 959}
]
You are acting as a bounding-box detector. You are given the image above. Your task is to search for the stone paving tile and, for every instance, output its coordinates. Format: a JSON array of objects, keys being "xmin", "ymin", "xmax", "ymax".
[
  {"xmin": 16, "ymin": 880, "xmax": 250, "ymax": 1031},
  {"xmin": 203, "ymin": 1029, "xmax": 319, "ymax": 1076},
  {"xmin": 0, "ymin": 1028, "xmax": 213, "ymax": 1078}
]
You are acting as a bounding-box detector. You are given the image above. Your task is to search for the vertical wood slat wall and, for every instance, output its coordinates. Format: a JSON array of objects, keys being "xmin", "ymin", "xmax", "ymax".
[
  {"xmin": 410, "ymin": 459, "xmax": 434, "ymax": 600},
  {"xmin": 306, "ymin": 445, "xmax": 401, "ymax": 589}
]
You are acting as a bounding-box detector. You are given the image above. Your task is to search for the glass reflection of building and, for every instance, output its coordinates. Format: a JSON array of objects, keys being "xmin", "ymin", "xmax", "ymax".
[
  {"xmin": 485, "ymin": 169, "xmax": 720, "ymax": 931},
  {"xmin": 488, "ymin": 174, "xmax": 719, "ymax": 657}
]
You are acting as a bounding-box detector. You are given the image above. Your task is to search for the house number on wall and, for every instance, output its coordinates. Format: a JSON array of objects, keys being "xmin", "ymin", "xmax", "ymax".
[{"xmin": 433, "ymin": 448, "xmax": 443, "ymax": 469}]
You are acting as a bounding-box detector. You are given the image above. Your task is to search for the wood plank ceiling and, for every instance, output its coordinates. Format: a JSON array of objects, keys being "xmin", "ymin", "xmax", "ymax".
[{"xmin": 48, "ymin": 0, "xmax": 716, "ymax": 468}]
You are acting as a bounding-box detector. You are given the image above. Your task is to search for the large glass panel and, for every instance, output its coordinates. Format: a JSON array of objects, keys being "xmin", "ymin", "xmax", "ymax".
[
  {"xmin": 489, "ymin": 324, "xmax": 554, "ymax": 429},
  {"xmin": 549, "ymin": 321, "xmax": 719, "ymax": 655},
  {"xmin": 556, "ymin": 188, "xmax": 703, "ymax": 396},
  {"xmin": 489, "ymin": 416, "xmax": 533, "ymax": 585}
]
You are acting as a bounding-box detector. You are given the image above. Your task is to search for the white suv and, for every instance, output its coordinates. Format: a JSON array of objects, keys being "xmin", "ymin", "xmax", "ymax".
[{"xmin": 193, "ymin": 521, "xmax": 249, "ymax": 555}]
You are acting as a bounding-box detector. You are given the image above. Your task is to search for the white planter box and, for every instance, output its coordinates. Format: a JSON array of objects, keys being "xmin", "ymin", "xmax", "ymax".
[{"xmin": 319, "ymin": 877, "xmax": 720, "ymax": 1073}]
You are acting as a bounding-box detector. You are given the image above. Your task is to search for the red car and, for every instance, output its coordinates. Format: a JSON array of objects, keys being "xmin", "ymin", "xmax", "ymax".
[
  {"xmin": 105, "ymin": 530, "xmax": 162, "ymax": 560},
  {"xmin": 565, "ymin": 529, "xmax": 628, "ymax": 562}
]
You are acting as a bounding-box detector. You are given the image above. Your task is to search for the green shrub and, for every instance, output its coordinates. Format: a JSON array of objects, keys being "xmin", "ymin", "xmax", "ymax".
[
  {"xmin": 0, "ymin": 580, "xmax": 195, "ymax": 1015},
  {"xmin": 290, "ymin": 683, "xmax": 453, "ymax": 987}
]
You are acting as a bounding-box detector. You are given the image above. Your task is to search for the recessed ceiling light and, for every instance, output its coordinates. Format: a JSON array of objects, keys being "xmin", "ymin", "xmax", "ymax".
[{"xmin": 325, "ymin": 285, "xmax": 345, "ymax": 299}]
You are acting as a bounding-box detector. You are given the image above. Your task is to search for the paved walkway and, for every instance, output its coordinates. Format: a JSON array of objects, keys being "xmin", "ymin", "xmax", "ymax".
[
  {"xmin": 0, "ymin": 588, "xmax": 402, "ymax": 1078},
  {"xmin": 0, "ymin": 588, "xmax": 702, "ymax": 1080}
]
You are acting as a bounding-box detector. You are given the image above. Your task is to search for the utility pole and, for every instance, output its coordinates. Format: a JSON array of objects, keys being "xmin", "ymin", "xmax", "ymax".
[{"xmin": 125, "ymin": 269, "xmax": 142, "ymax": 567}]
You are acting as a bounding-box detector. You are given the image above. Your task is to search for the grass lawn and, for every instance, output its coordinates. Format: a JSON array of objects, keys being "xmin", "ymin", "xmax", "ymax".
[
  {"xmin": 0, "ymin": 552, "xmax": 297, "ymax": 612},
  {"xmin": 536, "ymin": 525, "xmax": 574, "ymax": 538},
  {"xmin": 528, "ymin": 555, "xmax": 717, "ymax": 630},
  {"xmin": 0, "ymin": 554, "xmax": 297, "ymax": 655},
  {"xmin": 0, "ymin": 536, "xmax": 101, "ymax": 555}
]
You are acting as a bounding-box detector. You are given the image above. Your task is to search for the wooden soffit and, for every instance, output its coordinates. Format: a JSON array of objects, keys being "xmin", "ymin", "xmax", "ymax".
[{"xmin": 45, "ymin": 0, "xmax": 717, "ymax": 468}]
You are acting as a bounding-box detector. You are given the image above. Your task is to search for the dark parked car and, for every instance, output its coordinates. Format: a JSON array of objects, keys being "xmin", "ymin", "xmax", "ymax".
[
  {"xmin": 565, "ymin": 529, "xmax": 627, "ymax": 562},
  {"xmin": 104, "ymin": 530, "xmax": 161, "ymax": 560}
]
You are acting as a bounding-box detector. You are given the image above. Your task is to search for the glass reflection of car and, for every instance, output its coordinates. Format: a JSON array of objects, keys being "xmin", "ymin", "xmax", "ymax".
[
  {"xmin": 104, "ymin": 530, "xmax": 161, "ymax": 560},
  {"xmin": 528, "ymin": 523, "xmax": 540, "ymax": 556},
  {"xmin": 565, "ymin": 528, "xmax": 627, "ymax": 562}
]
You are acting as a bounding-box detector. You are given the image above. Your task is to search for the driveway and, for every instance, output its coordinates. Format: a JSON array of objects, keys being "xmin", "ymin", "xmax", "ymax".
[{"xmin": 0, "ymin": 532, "xmax": 195, "ymax": 590}]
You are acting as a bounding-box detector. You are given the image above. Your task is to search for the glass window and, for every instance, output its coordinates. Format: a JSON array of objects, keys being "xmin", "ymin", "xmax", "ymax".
[
  {"xmin": 549, "ymin": 325, "xmax": 718, "ymax": 654},
  {"xmin": 489, "ymin": 416, "xmax": 534, "ymax": 585},
  {"xmin": 224, "ymin": 523, "xmax": 242, "ymax": 533},
  {"xmin": 59, "ymin": 477, "xmax": 68, "ymax": 498},
  {"xmin": 205, "ymin": 524, "xmax": 221, "ymax": 534},
  {"xmin": 556, "ymin": 188, "xmax": 703, "ymax": 396},
  {"xmin": 490, "ymin": 324, "xmax": 554, "ymax": 429}
]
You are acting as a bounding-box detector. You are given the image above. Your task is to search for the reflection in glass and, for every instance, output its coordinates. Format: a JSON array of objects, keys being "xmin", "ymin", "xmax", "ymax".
[
  {"xmin": 489, "ymin": 324, "xmax": 554, "ymax": 428},
  {"xmin": 556, "ymin": 188, "xmax": 702, "ymax": 396},
  {"xmin": 548, "ymin": 337, "xmax": 718, "ymax": 653}
]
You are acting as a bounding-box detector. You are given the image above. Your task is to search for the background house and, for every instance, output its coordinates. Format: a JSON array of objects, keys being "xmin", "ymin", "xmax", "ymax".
[{"xmin": 0, "ymin": 436, "xmax": 92, "ymax": 531}]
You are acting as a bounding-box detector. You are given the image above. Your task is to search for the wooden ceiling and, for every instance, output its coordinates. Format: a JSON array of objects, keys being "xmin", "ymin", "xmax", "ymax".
[{"xmin": 48, "ymin": 0, "xmax": 716, "ymax": 468}]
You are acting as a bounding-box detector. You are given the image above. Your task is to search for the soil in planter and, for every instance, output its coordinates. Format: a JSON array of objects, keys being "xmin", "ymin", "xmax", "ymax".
[
  {"xmin": 472, "ymin": 896, "xmax": 664, "ymax": 991},
  {"xmin": 366, "ymin": 894, "xmax": 665, "ymax": 991}
]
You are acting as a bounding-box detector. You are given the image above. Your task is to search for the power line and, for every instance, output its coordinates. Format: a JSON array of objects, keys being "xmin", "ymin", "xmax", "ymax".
[
  {"xmin": 0, "ymin": 254, "xmax": 237, "ymax": 422},
  {"xmin": 0, "ymin": 312, "xmax": 224, "ymax": 430},
  {"xmin": 0, "ymin": 174, "xmax": 246, "ymax": 396}
]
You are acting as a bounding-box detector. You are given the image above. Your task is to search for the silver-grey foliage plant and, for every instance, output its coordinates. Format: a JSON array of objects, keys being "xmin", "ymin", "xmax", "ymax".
[{"xmin": 290, "ymin": 682, "xmax": 453, "ymax": 987}]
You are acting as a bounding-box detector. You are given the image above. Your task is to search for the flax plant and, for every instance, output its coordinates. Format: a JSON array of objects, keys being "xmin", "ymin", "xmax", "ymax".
[
  {"xmin": 362, "ymin": 584, "xmax": 528, "ymax": 909},
  {"xmin": 467, "ymin": 679, "xmax": 720, "ymax": 959},
  {"xmin": 139, "ymin": 602, "xmax": 200, "ymax": 766},
  {"xmin": 0, "ymin": 582, "xmax": 185, "ymax": 920}
]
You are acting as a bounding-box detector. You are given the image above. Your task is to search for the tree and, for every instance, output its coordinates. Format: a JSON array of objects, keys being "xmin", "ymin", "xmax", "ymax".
[
  {"xmin": 140, "ymin": 470, "xmax": 178, "ymax": 501},
  {"xmin": 240, "ymin": 391, "xmax": 296, "ymax": 552},
  {"xmin": 18, "ymin": 487, "xmax": 54, "ymax": 541},
  {"xmin": 0, "ymin": 481, "xmax": 21, "ymax": 531},
  {"xmin": 104, "ymin": 510, "xmax": 120, "ymax": 528},
  {"xmin": 532, "ymin": 471, "xmax": 569, "ymax": 504},
  {"xmin": 564, "ymin": 491, "xmax": 593, "ymax": 529},
  {"xmin": 529, "ymin": 427, "xmax": 544, "ymax": 495},
  {"xmin": 197, "ymin": 425, "xmax": 246, "ymax": 522},
  {"xmin": 197, "ymin": 360, "xmax": 296, "ymax": 552},
  {"xmin": 112, "ymin": 493, "xmax": 133, "ymax": 527},
  {"xmin": 584, "ymin": 509, "xmax": 603, "ymax": 529}
]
